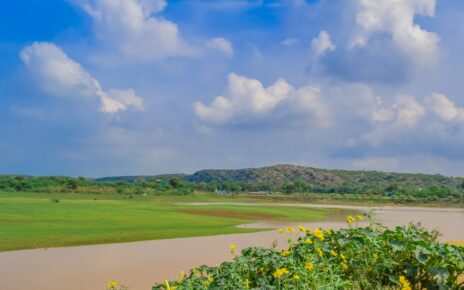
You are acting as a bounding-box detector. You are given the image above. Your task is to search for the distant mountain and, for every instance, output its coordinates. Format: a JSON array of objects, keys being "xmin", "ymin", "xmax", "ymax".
[{"xmin": 97, "ymin": 164, "xmax": 464, "ymax": 189}]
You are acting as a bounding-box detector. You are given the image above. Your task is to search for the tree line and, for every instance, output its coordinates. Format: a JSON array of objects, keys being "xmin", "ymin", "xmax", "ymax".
[{"xmin": 1, "ymin": 175, "xmax": 463, "ymax": 200}]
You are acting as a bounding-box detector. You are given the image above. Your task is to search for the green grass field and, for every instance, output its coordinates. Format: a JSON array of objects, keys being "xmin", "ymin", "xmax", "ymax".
[{"xmin": 0, "ymin": 191, "xmax": 343, "ymax": 252}]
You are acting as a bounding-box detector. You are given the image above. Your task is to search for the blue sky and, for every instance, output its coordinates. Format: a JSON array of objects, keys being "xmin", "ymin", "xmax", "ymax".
[{"xmin": 1, "ymin": 0, "xmax": 464, "ymax": 177}]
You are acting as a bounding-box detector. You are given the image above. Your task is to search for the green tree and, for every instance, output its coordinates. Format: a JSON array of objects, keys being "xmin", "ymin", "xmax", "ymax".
[{"xmin": 169, "ymin": 178, "xmax": 183, "ymax": 189}]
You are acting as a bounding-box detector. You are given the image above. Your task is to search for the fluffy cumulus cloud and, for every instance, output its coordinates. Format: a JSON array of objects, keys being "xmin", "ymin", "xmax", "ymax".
[
  {"xmin": 425, "ymin": 93, "xmax": 464, "ymax": 122},
  {"xmin": 349, "ymin": 92, "xmax": 464, "ymax": 150},
  {"xmin": 347, "ymin": 95, "xmax": 426, "ymax": 146},
  {"xmin": 311, "ymin": 31, "xmax": 335, "ymax": 57},
  {"xmin": 310, "ymin": 0, "xmax": 442, "ymax": 84},
  {"xmin": 193, "ymin": 71, "xmax": 464, "ymax": 166},
  {"xmin": 371, "ymin": 92, "xmax": 464, "ymax": 129},
  {"xmin": 20, "ymin": 42, "xmax": 143, "ymax": 113},
  {"xmin": 193, "ymin": 73, "xmax": 437, "ymax": 135},
  {"xmin": 193, "ymin": 73, "xmax": 330, "ymax": 126},
  {"xmin": 193, "ymin": 73, "xmax": 292, "ymax": 124},
  {"xmin": 352, "ymin": 0, "xmax": 439, "ymax": 65},
  {"xmin": 76, "ymin": 0, "xmax": 195, "ymax": 62},
  {"xmin": 207, "ymin": 37, "xmax": 234, "ymax": 57},
  {"xmin": 194, "ymin": 70, "xmax": 464, "ymax": 159},
  {"xmin": 371, "ymin": 95, "xmax": 426, "ymax": 127}
]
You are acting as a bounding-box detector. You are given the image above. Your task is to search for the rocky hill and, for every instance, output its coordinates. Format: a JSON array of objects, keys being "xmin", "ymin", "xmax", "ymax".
[{"xmin": 97, "ymin": 164, "xmax": 464, "ymax": 190}]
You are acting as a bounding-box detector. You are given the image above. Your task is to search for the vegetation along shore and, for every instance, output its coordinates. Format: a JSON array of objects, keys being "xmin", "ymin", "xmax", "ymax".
[{"xmin": 151, "ymin": 215, "xmax": 464, "ymax": 290}]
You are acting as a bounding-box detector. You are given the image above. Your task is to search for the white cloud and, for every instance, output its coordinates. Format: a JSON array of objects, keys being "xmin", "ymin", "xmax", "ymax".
[
  {"xmin": 193, "ymin": 73, "xmax": 330, "ymax": 126},
  {"xmin": 139, "ymin": 0, "xmax": 167, "ymax": 13},
  {"xmin": 20, "ymin": 42, "xmax": 96, "ymax": 98},
  {"xmin": 291, "ymin": 87, "xmax": 331, "ymax": 127},
  {"xmin": 352, "ymin": 95, "xmax": 427, "ymax": 146},
  {"xmin": 311, "ymin": 30, "xmax": 335, "ymax": 57},
  {"xmin": 280, "ymin": 38, "xmax": 300, "ymax": 47},
  {"xmin": 194, "ymin": 74, "xmax": 463, "ymax": 152},
  {"xmin": 207, "ymin": 37, "xmax": 234, "ymax": 57},
  {"xmin": 343, "ymin": 92, "xmax": 464, "ymax": 152},
  {"xmin": 353, "ymin": 0, "xmax": 439, "ymax": 65},
  {"xmin": 372, "ymin": 95, "xmax": 425, "ymax": 127},
  {"xmin": 193, "ymin": 73, "xmax": 291, "ymax": 124},
  {"xmin": 393, "ymin": 96, "xmax": 426, "ymax": 127},
  {"xmin": 76, "ymin": 0, "xmax": 195, "ymax": 62},
  {"xmin": 20, "ymin": 42, "xmax": 143, "ymax": 113},
  {"xmin": 425, "ymin": 93, "xmax": 464, "ymax": 122}
]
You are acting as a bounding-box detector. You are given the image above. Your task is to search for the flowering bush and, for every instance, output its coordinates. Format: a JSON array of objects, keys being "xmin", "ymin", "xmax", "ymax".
[{"xmin": 153, "ymin": 215, "xmax": 464, "ymax": 289}]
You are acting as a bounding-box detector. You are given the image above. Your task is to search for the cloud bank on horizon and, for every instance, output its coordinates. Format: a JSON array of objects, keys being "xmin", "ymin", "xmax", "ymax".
[{"xmin": 1, "ymin": 0, "xmax": 464, "ymax": 177}]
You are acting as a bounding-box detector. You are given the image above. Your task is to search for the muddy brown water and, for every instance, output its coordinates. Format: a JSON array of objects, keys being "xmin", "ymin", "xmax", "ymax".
[{"xmin": 0, "ymin": 204, "xmax": 463, "ymax": 290}]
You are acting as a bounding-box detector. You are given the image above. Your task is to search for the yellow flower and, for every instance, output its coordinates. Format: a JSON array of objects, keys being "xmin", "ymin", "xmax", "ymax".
[
  {"xmin": 286, "ymin": 227, "xmax": 295, "ymax": 233},
  {"xmin": 314, "ymin": 228, "xmax": 325, "ymax": 240},
  {"xmin": 316, "ymin": 247, "xmax": 323, "ymax": 257},
  {"xmin": 202, "ymin": 275, "xmax": 213, "ymax": 286},
  {"xmin": 330, "ymin": 250, "xmax": 338, "ymax": 257},
  {"xmin": 278, "ymin": 228, "xmax": 283, "ymax": 233},
  {"xmin": 340, "ymin": 252, "xmax": 347, "ymax": 261},
  {"xmin": 325, "ymin": 229, "xmax": 332, "ymax": 236},
  {"xmin": 305, "ymin": 238, "xmax": 313, "ymax": 245},
  {"xmin": 293, "ymin": 274, "xmax": 300, "ymax": 280},
  {"xmin": 280, "ymin": 250, "xmax": 291, "ymax": 257},
  {"xmin": 273, "ymin": 268, "xmax": 289, "ymax": 278},
  {"xmin": 373, "ymin": 253, "xmax": 379, "ymax": 260},
  {"xmin": 341, "ymin": 262, "xmax": 349, "ymax": 271},
  {"xmin": 164, "ymin": 280, "xmax": 171, "ymax": 290},
  {"xmin": 105, "ymin": 281, "xmax": 117, "ymax": 288},
  {"xmin": 346, "ymin": 216, "xmax": 355, "ymax": 224},
  {"xmin": 229, "ymin": 244, "xmax": 236, "ymax": 253},
  {"xmin": 305, "ymin": 261, "xmax": 314, "ymax": 271},
  {"xmin": 356, "ymin": 215, "xmax": 364, "ymax": 220},
  {"xmin": 298, "ymin": 225, "xmax": 306, "ymax": 232},
  {"xmin": 178, "ymin": 271, "xmax": 184, "ymax": 282},
  {"xmin": 399, "ymin": 276, "xmax": 412, "ymax": 290}
]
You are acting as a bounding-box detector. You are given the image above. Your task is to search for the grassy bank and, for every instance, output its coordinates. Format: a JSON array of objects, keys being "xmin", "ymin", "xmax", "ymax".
[
  {"xmin": 216, "ymin": 192, "xmax": 464, "ymax": 208},
  {"xmin": 1, "ymin": 188, "xmax": 462, "ymax": 208},
  {"xmin": 0, "ymin": 191, "xmax": 345, "ymax": 252}
]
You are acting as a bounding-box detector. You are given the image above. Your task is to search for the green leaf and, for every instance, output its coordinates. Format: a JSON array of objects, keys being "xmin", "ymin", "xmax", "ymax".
[
  {"xmin": 414, "ymin": 248, "xmax": 430, "ymax": 264},
  {"xmin": 429, "ymin": 267, "xmax": 449, "ymax": 283},
  {"xmin": 388, "ymin": 275, "xmax": 400, "ymax": 285},
  {"xmin": 390, "ymin": 240, "xmax": 406, "ymax": 252}
]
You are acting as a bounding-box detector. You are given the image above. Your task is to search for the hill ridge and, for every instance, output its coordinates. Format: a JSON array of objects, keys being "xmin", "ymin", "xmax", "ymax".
[{"xmin": 96, "ymin": 164, "xmax": 463, "ymax": 191}]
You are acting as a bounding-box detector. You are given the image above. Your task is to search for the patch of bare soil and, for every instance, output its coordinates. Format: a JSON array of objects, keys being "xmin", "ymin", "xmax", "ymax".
[{"xmin": 177, "ymin": 208, "xmax": 283, "ymax": 220}]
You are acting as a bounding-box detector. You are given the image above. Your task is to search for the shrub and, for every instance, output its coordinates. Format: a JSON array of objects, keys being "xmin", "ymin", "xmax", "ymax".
[
  {"xmin": 50, "ymin": 198, "xmax": 60, "ymax": 203},
  {"xmin": 153, "ymin": 215, "xmax": 464, "ymax": 290}
]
